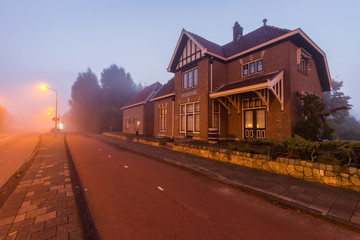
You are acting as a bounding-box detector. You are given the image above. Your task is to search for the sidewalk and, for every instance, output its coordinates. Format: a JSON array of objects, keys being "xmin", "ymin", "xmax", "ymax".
[
  {"xmin": 95, "ymin": 133, "xmax": 360, "ymax": 231},
  {"xmin": 0, "ymin": 134, "xmax": 82, "ymax": 240}
]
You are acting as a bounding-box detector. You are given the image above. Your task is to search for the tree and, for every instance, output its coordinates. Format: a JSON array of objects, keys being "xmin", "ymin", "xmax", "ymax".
[
  {"xmin": 322, "ymin": 79, "xmax": 351, "ymax": 124},
  {"xmin": 69, "ymin": 68, "xmax": 102, "ymax": 132},
  {"xmin": 296, "ymin": 93, "xmax": 326, "ymax": 141},
  {"xmin": 296, "ymin": 91, "xmax": 351, "ymax": 141},
  {"xmin": 100, "ymin": 64, "xmax": 138, "ymax": 108}
]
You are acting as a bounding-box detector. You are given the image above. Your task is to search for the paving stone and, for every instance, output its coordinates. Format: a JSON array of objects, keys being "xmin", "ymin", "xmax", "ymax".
[
  {"xmin": 0, "ymin": 216, "xmax": 14, "ymax": 227},
  {"xmin": 34, "ymin": 211, "xmax": 57, "ymax": 224},
  {"xmin": 45, "ymin": 216, "xmax": 67, "ymax": 229},
  {"xmin": 14, "ymin": 213, "xmax": 27, "ymax": 223},
  {"xmin": 30, "ymin": 226, "xmax": 56, "ymax": 239},
  {"xmin": 56, "ymin": 223, "xmax": 80, "ymax": 236}
]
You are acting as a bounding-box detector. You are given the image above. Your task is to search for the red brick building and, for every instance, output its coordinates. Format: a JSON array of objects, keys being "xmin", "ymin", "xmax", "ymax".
[
  {"xmin": 121, "ymin": 82, "xmax": 162, "ymax": 135},
  {"xmin": 131, "ymin": 20, "xmax": 332, "ymax": 141}
]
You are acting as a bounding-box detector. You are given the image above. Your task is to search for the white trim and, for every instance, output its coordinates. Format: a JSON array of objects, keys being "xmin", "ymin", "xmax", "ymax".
[
  {"xmin": 210, "ymin": 82, "xmax": 268, "ymax": 98},
  {"xmin": 121, "ymin": 102, "xmax": 146, "ymax": 110},
  {"xmin": 167, "ymin": 29, "xmax": 206, "ymax": 72},
  {"xmin": 149, "ymin": 93, "xmax": 176, "ymax": 102},
  {"xmin": 168, "ymin": 28, "xmax": 331, "ymax": 90}
]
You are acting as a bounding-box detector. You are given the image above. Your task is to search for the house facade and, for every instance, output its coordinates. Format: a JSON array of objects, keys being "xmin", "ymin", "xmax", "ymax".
[
  {"xmin": 126, "ymin": 20, "xmax": 331, "ymax": 141},
  {"xmin": 121, "ymin": 82, "xmax": 162, "ymax": 135},
  {"xmin": 164, "ymin": 20, "xmax": 331, "ymax": 140}
]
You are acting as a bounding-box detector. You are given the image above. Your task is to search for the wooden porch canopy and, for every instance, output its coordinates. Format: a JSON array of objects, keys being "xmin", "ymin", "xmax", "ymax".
[{"xmin": 209, "ymin": 70, "xmax": 284, "ymax": 114}]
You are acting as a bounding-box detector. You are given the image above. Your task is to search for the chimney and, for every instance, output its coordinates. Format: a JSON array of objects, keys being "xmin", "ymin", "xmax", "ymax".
[
  {"xmin": 263, "ymin": 19, "xmax": 267, "ymax": 26},
  {"xmin": 233, "ymin": 21, "xmax": 243, "ymax": 41}
]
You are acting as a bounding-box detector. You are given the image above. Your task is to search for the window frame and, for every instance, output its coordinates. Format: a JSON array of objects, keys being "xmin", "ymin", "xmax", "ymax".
[
  {"xmin": 180, "ymin": 102, "xmax": 200, "ymax": 133},
  {"xmin": 182, "ymin": 67, "xmax": 198, "ymax": 90},
  {"xmin": 160, "ymin": 107, "xmax": 167, "ymax": 132},
  {"xmin": 242, "ymin": 58, "xmax": 264, "ymax": 77}
]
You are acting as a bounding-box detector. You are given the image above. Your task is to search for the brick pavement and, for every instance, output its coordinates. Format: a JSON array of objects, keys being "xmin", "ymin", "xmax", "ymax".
[
  {"xmin": 95, "ymin": 133, "xmax": 360, "ymax": 231},
  {"xmin": 0, "ymin": 134, "xmax": 82, "ymax": 240}
]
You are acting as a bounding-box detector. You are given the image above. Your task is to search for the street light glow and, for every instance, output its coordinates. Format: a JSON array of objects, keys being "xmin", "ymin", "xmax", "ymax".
[{"xmin": 40, "ymin": 85, "xmax": 47, "ymax": 90}]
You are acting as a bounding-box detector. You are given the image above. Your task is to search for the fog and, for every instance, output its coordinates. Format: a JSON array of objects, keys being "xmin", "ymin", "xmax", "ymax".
[{"xmin": 0, "ymin": 81, "xmax": 66, "ymax": 133}]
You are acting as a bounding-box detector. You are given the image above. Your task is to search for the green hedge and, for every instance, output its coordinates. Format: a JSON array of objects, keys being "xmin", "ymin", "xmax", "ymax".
[{"xmin": 229, "ymin": 135, "xmax": 360, "ymax": 167}]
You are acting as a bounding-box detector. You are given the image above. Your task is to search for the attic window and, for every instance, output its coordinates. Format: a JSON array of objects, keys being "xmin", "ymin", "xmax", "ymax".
[
  {"xmin": 183, "ymin": 68, "xmax": 198, "ymax": 90},
  {"xmin": 297, "ymin": 48, "xmax": 312, "ymax": 74},
  {"xmin": 242, "ymin": 59, "xmax": 263, "ymax": 77}
]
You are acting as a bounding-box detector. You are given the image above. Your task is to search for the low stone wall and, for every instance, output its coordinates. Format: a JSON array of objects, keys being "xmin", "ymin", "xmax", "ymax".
[
  {"xmin": 173, "ymin": 143, "xmax": 360, "ymax": 191},
  {"xmin": 104, "ymin": 132, "xmax": 127, "ymax": 140}
]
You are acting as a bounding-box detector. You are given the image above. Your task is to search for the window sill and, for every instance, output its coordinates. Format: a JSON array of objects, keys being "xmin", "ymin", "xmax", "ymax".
[{"xmin": 297, "ymin": 69, "xmax": 308, "ymax": 76}]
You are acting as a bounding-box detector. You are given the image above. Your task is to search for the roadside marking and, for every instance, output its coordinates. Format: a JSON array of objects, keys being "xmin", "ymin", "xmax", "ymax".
[
  {"xmin": 157, "ymin": 186, "xmax": 164, "ymax": 191},
  {"xmin": 124, "ymin": 166, "xmax": 128, "ymax": 168},
  {"xmin": 0, "ymin": 134, "xmax": 15, "ymax": 142}
]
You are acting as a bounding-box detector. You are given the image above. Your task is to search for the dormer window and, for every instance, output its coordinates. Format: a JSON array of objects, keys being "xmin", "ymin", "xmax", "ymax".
[
  {"xmin": 242, "ymin": 59, "xmax": 263, "ymax": 77},
  {"xmin": 183, "ymin": 68, "xmax": 198, "ymax": 90},
  {"xmin": 297, "ymin": 48, "xmax": 312, "ymax": 74}
]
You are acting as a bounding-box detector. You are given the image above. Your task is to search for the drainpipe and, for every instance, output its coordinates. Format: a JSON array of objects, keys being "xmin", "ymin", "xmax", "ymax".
[
  {"xmin": 172, "ymin": 96, "xmax": 175, "ymax": 139},
  {"xmin": 210, "ymin": 57, "xmax": 214, "ymax": 128},
  {"xmin": 210, "ymin": 57, "xmax": 213, "ymax": 93}
]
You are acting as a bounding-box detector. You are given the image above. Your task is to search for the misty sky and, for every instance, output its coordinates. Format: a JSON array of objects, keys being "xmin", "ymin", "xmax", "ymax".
[{"xmin": 0, "ymin": 0, "xmax": 359, "ymax": 130}]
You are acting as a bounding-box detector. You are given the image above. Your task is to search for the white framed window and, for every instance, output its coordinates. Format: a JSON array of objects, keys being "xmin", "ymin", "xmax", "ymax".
[
  {"xmin": 160, "ymin": 107, "xmax": 167, "ymax": 132},
  {"xmin": 180, "ymin": 102, "xmax": 200, "ymax": 133},
  {"xmin": 182, "ymin": 68, "xmax": 198, "ymax": 90},
  {"xmin": 242, "ymin": 58, "xmax": 263, "ymax": 77},
  {"xmin": 297, "ymin": 48, "xmax": 312, "ymax": 74}
]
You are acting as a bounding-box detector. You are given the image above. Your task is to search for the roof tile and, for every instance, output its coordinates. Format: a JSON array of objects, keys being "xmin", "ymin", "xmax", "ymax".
[{"xmin": 123, "ymin": 82, "xmax": 162, "ymax": 108}]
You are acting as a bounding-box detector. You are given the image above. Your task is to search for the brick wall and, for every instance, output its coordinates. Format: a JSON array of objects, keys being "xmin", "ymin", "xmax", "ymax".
[
  {"xmin": 122, "ymin": 105, "xmax": 144, "ymax": 134},
  {"xmin": 153, "ymin": 97, "xmax": 174, "ymax": 138}
]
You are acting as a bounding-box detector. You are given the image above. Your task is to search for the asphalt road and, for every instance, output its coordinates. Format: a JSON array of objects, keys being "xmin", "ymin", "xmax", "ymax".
[
  {"xmin": 66, "ymin": 133, "xmax": 360, "ymax": 240},
  {"xmin": 0, "ymin": 132, "xmax": 39, "ymax": 188}
]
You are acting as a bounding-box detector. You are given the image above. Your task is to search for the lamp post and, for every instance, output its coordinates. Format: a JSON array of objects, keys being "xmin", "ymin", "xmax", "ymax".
[{"xmin": 41, "ymin": 85, "xmax": 58, "ymax": 136}]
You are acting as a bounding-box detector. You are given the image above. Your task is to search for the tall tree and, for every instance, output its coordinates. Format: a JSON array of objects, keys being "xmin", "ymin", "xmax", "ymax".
[
  {"xmin": 100, "ymin": 64, "xmax": 137, "ymax": 108},
  {"xmin": 322, "ymin": 79, "xmax": 351, "ymax": 124},
  {"xmin": 69, "ymin": 68, "xmax": 101, "ymax": 132}
]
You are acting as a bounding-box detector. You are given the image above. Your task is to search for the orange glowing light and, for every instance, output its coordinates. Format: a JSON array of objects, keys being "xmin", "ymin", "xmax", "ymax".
[{"xmin": 40, "ymin": 85, "xmax": 47, "ymax": 90}]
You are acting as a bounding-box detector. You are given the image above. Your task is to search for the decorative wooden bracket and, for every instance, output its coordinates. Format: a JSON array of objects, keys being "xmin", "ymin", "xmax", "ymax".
[
  {"xmin": 217, "ymin": 97, "xmax": 231, "ymax": 114},
  {"xmin": 253, "ymin": 88, "xmax": 270, "ymax": 112}
]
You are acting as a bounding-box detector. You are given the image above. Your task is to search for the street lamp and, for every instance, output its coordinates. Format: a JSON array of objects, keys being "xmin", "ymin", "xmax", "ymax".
[{"xmin": 40, "ymin": 85, "xmax": 58, "ymax": 136}]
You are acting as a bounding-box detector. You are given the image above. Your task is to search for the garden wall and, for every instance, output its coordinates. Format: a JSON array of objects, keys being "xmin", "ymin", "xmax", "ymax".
[
  {"xmin": 103, "ymin": 133, "xmax": 360, "ymax": 191},
  {"xmin": 172, "ymin": 143, "xmax": 360, "ymax": 192}
]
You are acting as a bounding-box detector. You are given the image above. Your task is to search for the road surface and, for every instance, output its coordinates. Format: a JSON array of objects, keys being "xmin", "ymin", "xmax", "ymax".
[
  {"xmin": 0, "ymin": 133, "xmax": 39, "ymax": 188},
  {"xmin": 66, "ymin": 133, "xmax": 360, "ymax": 240}
]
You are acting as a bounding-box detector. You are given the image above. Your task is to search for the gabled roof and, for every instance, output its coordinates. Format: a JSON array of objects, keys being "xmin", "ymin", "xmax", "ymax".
[
  {"xmin": 168, "ymin": 22, "xmax": 332, "ymax": 91},
  {"xmin": 222, "ymin": 25, "xmax": 290, "ymax": 57},
  {"xmin": 150, "ymin": 78, "xmax": 175, "ymax": 101},
  {"xmin": 121, "ymin": 82, "xmax": 162, "ymax": 110},
  {"xmin": 211, "ymin": 71, "xmax": 281, "ymax": 97}
]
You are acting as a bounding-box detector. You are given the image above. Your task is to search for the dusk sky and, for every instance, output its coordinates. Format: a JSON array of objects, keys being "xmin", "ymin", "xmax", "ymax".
[{"xmin": 0, "ymin": 0, "xmax": 359, "ymax": 130}]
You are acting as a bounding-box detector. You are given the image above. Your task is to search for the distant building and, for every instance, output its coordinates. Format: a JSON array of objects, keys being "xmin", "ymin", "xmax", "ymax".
[
  {"xmin": 121, "ymin": 82, "xmax": 162, "ymax": 135},
  {"xmin": 125, "ymin": 20, "xmax": 332, "ymax": 140}
]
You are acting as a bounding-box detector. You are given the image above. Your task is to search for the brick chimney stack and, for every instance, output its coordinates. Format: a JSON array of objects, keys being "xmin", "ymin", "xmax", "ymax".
[{"xmin": 233, "ymin": 21, "xmax": 243, "ymax": 41}]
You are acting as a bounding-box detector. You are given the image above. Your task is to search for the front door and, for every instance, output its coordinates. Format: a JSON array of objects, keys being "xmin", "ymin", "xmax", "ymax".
[{"xmin": 244, "ymin": 109, "xmax": 266, "ymax": 139}]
